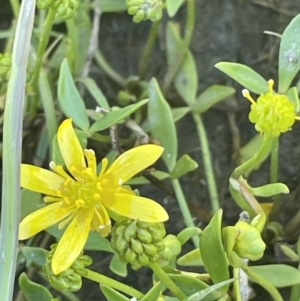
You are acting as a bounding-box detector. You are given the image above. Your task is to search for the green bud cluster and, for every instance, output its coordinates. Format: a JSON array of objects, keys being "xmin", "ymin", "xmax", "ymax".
[
  {"xmin": 111, "ymin": 218, "xmax": 166, "ymax": 269},
  {"xmin": 37, "ymin": 0, "xmax": 79, "ymax": 20},
  {"xmin": 43, "ymin": 244, "xmax": 92, "ymax": 292},
  {"xmin": 126, "ymin": 0, "xmax": 163, "ymax": 23}
]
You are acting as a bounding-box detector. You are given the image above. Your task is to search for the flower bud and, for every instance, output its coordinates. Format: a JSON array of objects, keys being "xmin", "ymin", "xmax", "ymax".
[
  {"xmin": 126, "ymin": 0, "xmax": 163, "ymax": 23},
  {"xmin": 43, "ymin": 244, "xmax": 92, "ymax": 292},
  {"xmin": 111, "ymin": 217, "xmax": 166, "ymax": 268},
  {"xmin": 158, "ymin": 235, "xmax": 181, "ymax": 261},
  {"xmin": 233, "ymin": 221, "xmax": 266, "ymax": 261}
]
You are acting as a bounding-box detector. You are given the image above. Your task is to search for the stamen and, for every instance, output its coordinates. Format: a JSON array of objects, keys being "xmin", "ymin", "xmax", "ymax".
[
  {"xmin": 49, "ymin": 162, "xmax": 71, "ymax": 179},
  {"xmin": 118, "ymin": 178, "xmax": 123, "ymax": 185},
  {"xmin": 84, "ymin": 149, "xmax": 97, "ymax": 173},
  {"xmin": 99, "ymin": 158, "xmax": 109, "ymax": 178},
  {"xmin": 242, "ymin": 89, "xmax": 256, "ymax": 105},
  {"xmin": 75, "ymin": 199, "xmax": 86, "ymax": 208},
  {"xmin": 44, "ymin": 196, "xmax": 63, "ymax": 203},
  {"xmin": 268, "ymin": 79, "xmax": 274, "ymax": 92}
]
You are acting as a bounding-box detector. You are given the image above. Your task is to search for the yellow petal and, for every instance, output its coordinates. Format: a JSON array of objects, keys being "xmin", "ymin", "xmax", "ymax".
[
  {"xmin": 19, "ymin": 202, "xmax": 70, "ymax": 239},
  {"xmin": 104, "ymin": 193, "xmax": 169, "ymax": 222},
  {"xmin": 21, "ymin": 164, "xmax": 65, "ymax": 196},
  {"xmin": 51, "ymin": 210, "xmax": 90, "ymax": 274},
  {"xmin": 104, "ymin": 145, "xmax": 164, "ymax": 183},
  {"xmin": 57, "ymin": 119, "xmax": 86, "ymax": 175}
]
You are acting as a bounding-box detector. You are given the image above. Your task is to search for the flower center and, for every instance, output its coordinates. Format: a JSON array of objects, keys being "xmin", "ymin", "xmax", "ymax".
[{"xmin": 49, "ymin": 149, "xmax": 111, "ymax": 236}]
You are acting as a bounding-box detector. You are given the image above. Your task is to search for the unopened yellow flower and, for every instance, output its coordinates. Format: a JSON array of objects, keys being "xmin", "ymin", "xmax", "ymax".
[
  {"xmin": 19, "ymin": 119, "xmax": 168, "ymax": 274},
  {"xmin": 242, "ymin": 79, "xmax": 300, "ymax": 136}
]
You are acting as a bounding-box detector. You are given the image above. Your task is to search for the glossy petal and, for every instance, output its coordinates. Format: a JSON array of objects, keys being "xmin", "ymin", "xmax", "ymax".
[
  {"xmin": 104, "ymin": 193, "xmax": 169, "ymax": 222},
  {"xmin": 19, "ymin": 202, "xmax": 70, "ymax": 239},
  {"xmin": 21, "ymin": 165, "xmax": 65, "ymax": 196},
  {"xmin": 57, "ymin": 119, "xmax": 86, "ymax": 175},
  {"xmin": 51, "ymin": 210, "xmax": 90, "ymax": 274},
  {"xmin": 104, "ymin": 145, "xmax": 164, "ymax": 183}
]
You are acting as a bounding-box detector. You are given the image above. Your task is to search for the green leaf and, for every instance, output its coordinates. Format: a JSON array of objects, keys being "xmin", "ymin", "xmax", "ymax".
[
  {"xmin": 77, "ymin": 77, "xmax": 110, "ymax": 110},
  {"xmin": 174, "ymin": 50, "xmax": 198, "ymax": 105},
  {"xmin": 19, "ymin": 273, "xmax": 54, "ymax": 301},
  {"xmin": 166, "ymin": 22, "xmax": 185, "ymax": 67},
  {"xmin": 148, "ymin": 78, "xmax": 178, "ymax": 171},
  {"xmin": 166, "ymin": 22, "xmax": 197, "ymax": 105},
  {"xmin": 166, "ymin": 0, "xmax": 185, "ymax": 17},
  {"xmin": 126, "ymin": 170, "xmax": 170, "ymax": 185},
  {"xmin": 240, "ymin": 134, "xmax": 264, "ymax": 164},
  {"xmin": 183, "ymin": 278, "xmax": 234, "ymax": 301},
  {"xmin": 251, "ymin": 183, "xmax": 289, "ymax": 197},
  {"xmin": 170, "ymin": 154, "xmax": 198, "ymax": 179},
  {"xmin": 172, "ymin": 107, "xmax": 191, "ymax": 122},
  {"xmin": 279, "ymin": 244, "xmax": 299, "ymax": 261},
  {"xmin": 110, "ymin": 254, "xmax": 128, "ymax": 277},
  {"xmin": 177, "ymin": 249, "xmax": 203, "ymax": 266},
  {"xmin": 169, "ymin": 274, "xmax": 221, "ymax": 301},
  {"xmin": 286, "ymin": 86, "xmax": 300, "ymax": 112},
  {"xmin": 250, "ymin": 264, "xmax": 300, "ymax": 287},
  {"xmin": 192, "ymin": 85, "xmax": 235, "ymax": 114},
  {"xmin": 101, "ymin": 0, "xmax": 127, "ymax": 12},
  {"xmin": 84, "ymin": 232, "xmax": 114, "ymax": 252},
  {"xmin": 58, "ymin": 59, "xmax": 90, "ymax": 130},
  {"xmin": 22, "ymin": 247, "xmax": 47, "ymax": 267},
  {"xmin": 200, "ymin": 209, "xmax": 229, "ymax": 293},
  {"xmin": 278, "ymin": 14, "xmax": 300, "ymax": 93},
  {"xmin": 21, "ymin": 189, "xmax": 44, "ymax": 220},
  {"xmin": 141, "ymin": 282, "xmax": 162, "ymax": 301},
  {"xmin": 177, "ymin": 227, "xmax": 202, "ymax": 245},
  {"xmin": 100, "ymin": 284, "xmax": 130, "ymax": 301},
  {"xmin": 90, "ymin": 99, "xmax": 148, "ymax": 133},
  {"xmin": 215, "ymin": 62, "xmax": 269, "ymax": 94}
]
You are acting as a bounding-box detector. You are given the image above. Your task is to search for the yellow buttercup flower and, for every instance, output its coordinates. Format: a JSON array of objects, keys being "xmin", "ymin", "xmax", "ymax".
[
  {"xmin": 242, "ymin": 79, "xmax": 300, "ymax": 137},
  {"xmin": 19, "ymin": 118, "xmax": 168, "ymax": 275}
]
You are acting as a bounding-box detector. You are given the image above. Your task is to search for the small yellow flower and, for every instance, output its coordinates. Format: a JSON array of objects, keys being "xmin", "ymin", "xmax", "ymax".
[
  {"xmin": 19, "ymin": 119, "xmax": 168, "ymax": 274},
  {"xmin": 242, "ymin": 79, "xmax": 300, "ymax": 136}
]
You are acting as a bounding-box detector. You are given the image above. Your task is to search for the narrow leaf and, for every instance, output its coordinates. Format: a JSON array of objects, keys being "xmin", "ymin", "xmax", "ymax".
[
  {"xmin": 286, "ymin": 86, "xmax": 300, "ymax": 112},
  {"xmin": 174, "ymin": 50, "xmax": 198, "ymax": 105},
  {"xmin": 177, "ymin": 249, "xmax": 202, "ymax": 266},
  {"xmin": 200, "ymin": 209, "xmax": 229, "ymax": 293},
  {"xmin": 141, "ymin": 282, "xmax": 162, "ymax": 301},
  {"xmin": 148, "ymin": 78, "xmax": 177, "ymax": 171},
  {"xmin": 170, "ymin": 154, "xmax": 198, "ymax": 179},
  {"xmin": 192, "ymin": 85, "xmax": 235, "ymax": 114},
  {"xmin": 215, "ymin": 62, "xmax": 269, "ymax": 94},
  {"xmin": 101, "ymin": 0, "xmax": 127, "ymax": 12},
  {"xmin": 100, "ymin": 284, "xmax": 130, "ymax": 301},
  {"xmin": 110, "ymin": 254, "xmax": 128, "ymax": 277},
  {"xmin": 251, "ymin": 183, "xmax": 289, "ymax": 197},
  {"xmin": 172, "ymin": 107, "xmax": 191, "ymax": 122},
  {"xmin": 58, "ymin": 59, "xmax": 89, "ymax": 130},
  {"xmin": 278, "ymin": 14, "xmax": 300, "ymax": 93},
  {"xmin": 77, "ymin": 77, "xmax": 110, "ymax": 110},
  {"xmin": 19, "ymin": 273, "xmax": 54, "ymax": 301},
  {"xmin": 250, "ymin": 265, "xmax": 300, "ymax": 287},
  {"xmin": 166, "ymin": 0, "xmax": 185, "ymax": 17},
  {"xmin": 90, "ymin": 99, "xmax": 148, "ymax": 133}
]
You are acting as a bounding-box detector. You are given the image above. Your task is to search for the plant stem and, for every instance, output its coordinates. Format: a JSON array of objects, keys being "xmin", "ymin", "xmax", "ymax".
[
  {"xmin": 163, "ymin": 0, "xmax": 195, "ymax": 92},
  {"xmin": 138, "ymin": 20, "xmax": 160, "ymax": 79},
  {"xmin": 94, "ymin": 50, "xmax": 126, "ymax": 87},
  {"xmin": 172, "ymin": 178, "xmax": 199, "ymax": 247},
  {"xmin": 30, "ymin": 8, "xmax": 56, "ymax": 117},
  {"xmin": 233, "ymin": 268, "xmax": 242, "ymax": 301},
  {"xmin": 83, "ymin": 269, "xmax": 144, "ymax": 299},
  {"xmin": 149, "ymin": 262, "xmax": 186, "ymax": 300},
  {"xmin": 240, "ymin": 261, "xmax": 283, "ymax": 301},
  {"xmin": 9, "ymin": 0, "xmax": 20, "ymax": 18},
  {"xmin": 270, "ymin": 137, "xmax": 280, "ymax": 217},
  {"xmin": 193, "ymin": 113, "xmax": 220, "ymax": 213}
]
